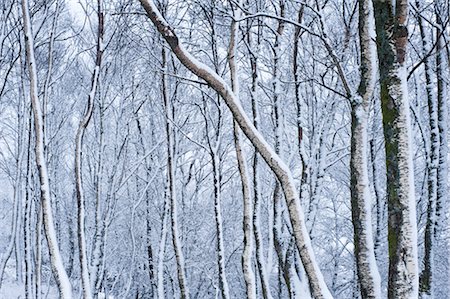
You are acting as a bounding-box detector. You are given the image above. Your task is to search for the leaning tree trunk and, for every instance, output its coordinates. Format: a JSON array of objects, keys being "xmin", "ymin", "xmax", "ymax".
[
  {"xmin": 138, "ymin": 1, "xmax": 332, "ymax": 298},
  {"xmin": 373, "ymin": 0, "xmax": 419, "ymax": 298},
  {"xmin": 350, "ymin": 0, "xmax": 381, "ymax": 298},
  {"xmin": 21, "ymin": 0, "xmax": 72, "ymax": 297}
]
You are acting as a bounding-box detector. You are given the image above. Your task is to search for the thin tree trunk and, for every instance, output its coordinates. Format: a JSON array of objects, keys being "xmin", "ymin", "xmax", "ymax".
[
  {"xmin": 162, "ymin": 47, "xmax": 189, "ymax": 299},
  {"xmin": 91, "ymin": 101, "xmax": 105, "ymax": 298},
  {"xmin": 247, "ymin": 16, "xmax": 273, "ymax": 299},
  {"xmin": 157, "ymin": 189, "xmax": 169, "ymax": 299},
  {"xmin": 227, "ymin": 5, "xmax": 256, "ymax": 298},
  {"xmin": 434, "ymin": 5, "xmax": 449, "ymax": 295},
  {"xmin": 21, "ymin": 0, "xmax": 72, "ymax": 297},
  {"xmin": 416, "ymin": 1, "xmax": 439, "ymax": 295},
  {"xmin": 271, "ymin": 2, "xmax": 296, "ymax": 297},
  {"xmin": 35, "ymin": 204, "xmax": 42, "ymax": 299},
  {"xmin": 373, "ymin": 0, "xmax": 419, "ymax": 297},
  {"xmin": 24, "ymin": 107, "xmax": 33, "ymax": 299},
  {"xmin": 74, "ymin": 1, "xmax": 103, "ymax": 298},
  {"xmin": 211, "ymin": 150, "xmax": 230, "ymax": 299}
]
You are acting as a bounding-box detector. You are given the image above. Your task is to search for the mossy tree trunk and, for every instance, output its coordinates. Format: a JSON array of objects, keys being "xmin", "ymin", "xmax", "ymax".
[{"xmin": 373, "ymin": 0, "xmax": 419, "ymax": 297}]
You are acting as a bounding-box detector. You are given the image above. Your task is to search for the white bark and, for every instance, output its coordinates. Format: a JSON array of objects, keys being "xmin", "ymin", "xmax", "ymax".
[
  {"xmin": 373, "ymin": 0, "xmax": 419, "ymax": 297},
  {"xmin": 162, "ymin": 48, "xmax": 189, "ymax": 299},
  {"xmin": 21, "ymin": 0, "xmax": 72, "ymax": 297},
  {"xmin": 349, "ymin": 0, "xmax": 381, "ymax": 297},
  {"xmin": 157, "ymin": 191, "xmax": 169, "ymax": 299},
  {"xmin": 227, "ymin": 5, "xmax": 256, "ymax": 298},
  {"xmin": 416, "ymin": 1, "xmax": 439, "ymax": 293},
  {"xmin": 74, "ymin": 0, "xmax": 103, "ymax": 296},
  {"xmin": 138, "ymin": 1, "xmax": 332, "ymax": 298}
]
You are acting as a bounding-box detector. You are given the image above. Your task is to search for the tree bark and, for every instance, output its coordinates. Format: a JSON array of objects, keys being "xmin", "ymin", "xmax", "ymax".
[
  {"xmin": 350, "ymin": 0, "xmax": 381, "ymax": 297},
  {"xmin": 227, "ymin": 5, "xmax": 256, "ymax": 298},
  {"xmin": 138, "ymin": 1, "xmax": 332, "ymax": 298},
  {"xmin": 21, "ymin": 0, "xmax": 72, "ymax": 297},
  {"xmin": 162, "ymin": 47, "xmax": 189, "ymax": 299},
  {"xmin": 373, "ymin": 0, "xmax": 419, "ymax": 297},
  {"xmin": 74, "ymin": 1, "xmax": 104, "ymax": 298},
  {"xmin": 416, "ymin": 1, "xmax": 439, "ymax": 295}
]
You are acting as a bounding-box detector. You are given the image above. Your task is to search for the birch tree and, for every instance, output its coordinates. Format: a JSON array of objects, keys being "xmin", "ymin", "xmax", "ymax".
[
  {"xmin": 74, "ymin": 0, "xmax": 104, "ymax": 298},
  {"xmin": 20, "ymin": 0, "xmax": 72, "ymax": 297},
  {"xmin": 138, "ymin": 1, "xmax": 332, "ymax": 298},
  {"xmin": 349, "ymin": 0, "xmax": 381, "ymax": 297},
  {"xmin": 373, "ymin": 0, "xmax": 419, "ymax": 297},
  {"xmin": 227, "ymin": 2, "xmax": 257, "ymax": 298}
]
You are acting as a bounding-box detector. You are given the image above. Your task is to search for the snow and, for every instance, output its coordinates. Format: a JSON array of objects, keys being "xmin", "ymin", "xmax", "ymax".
[
  {"xmin": 175, "ymin": 20, "xmax": 335, "ymax": 298},
  {"xmin": 400, "ymin": 64, "xmax": 419, "ymax": 297}
]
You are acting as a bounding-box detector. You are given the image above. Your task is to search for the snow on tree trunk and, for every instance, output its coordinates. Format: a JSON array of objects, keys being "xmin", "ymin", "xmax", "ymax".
[
  {"xmin": 415, "ymin": 1, "xmax": 440, "ymax": 294},
  {"xmin": 211, "ymin": 150, "xmax": 230, "ymax": 299},
  {"xmin": 138, "ymin": 1, "xmax": 332, "ymax": 298},
  {"xmin": 162, "ymin": 47, "xmax": 190, "ymax": 299},
  {"xmin": 434, "ymin": 11, "xmax": 449, "ymax": 297},
  {"xmin": 21, "ymin": 0, "xmax": 72, "ymax": 297},
  {"xmin": 227, "ymin": 5, "xmax": 256, "ymax": 298},
  {"xmin": 24, "ymin": 115, "xmax": 33, "ymax": 299},
  {"xmin": 350, "ymin": 0, "xmax": 381, "ymax": 298},
  {"xmin": 74, "ymin": 1, "xmax": 104, "ymax": 298},
  {"xmin": 157, "ymin": 188, "xmax": 169, "ymax": 299},
  {"xmin": 373, "ymin": 0, "xmax": 419, "ymax": 297},
  {"xmin": 246, "ymin": 18, "xmax": 273, "ymax": 299}
]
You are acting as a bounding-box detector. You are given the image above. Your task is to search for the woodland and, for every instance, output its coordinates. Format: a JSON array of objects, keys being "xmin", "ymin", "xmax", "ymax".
[{"xmin": 0, "ymin": 0, "xmax": 449, "ymax": 298}]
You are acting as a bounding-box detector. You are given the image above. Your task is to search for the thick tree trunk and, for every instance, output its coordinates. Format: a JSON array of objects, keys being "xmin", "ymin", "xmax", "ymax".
[{"xmin": 373, "ymin": 0, "xmax": 419, "ymax": 297}]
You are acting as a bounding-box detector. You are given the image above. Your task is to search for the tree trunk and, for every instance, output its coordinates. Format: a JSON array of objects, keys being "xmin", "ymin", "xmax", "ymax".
[
  {"xmin": 416, "ymin": 1, "xmax": 439, "ymax": 295},
  {"xmin": 350, "ymin": 0, "xmax": 381, "ymax": 297},
  {"xmin": 227, "ymin": 5, "xmax": 256, "ymax": 298},
  {"xmin": 21, "ymin": 0, "xmax": 72, "ymax": 297},
  {"xmin": 162, "ymin": 47, "xmax": 189, "ymax": 299},
  {"xmin": 138, "ymin": 1, "xmax": 332, "ymax": 297},
  {"xmin": 74, "ymin": 1, "xmax": 104, "ymax": 297},
  {"xmin": 373, "ymin": 0, "xmax": 419, "ymax": 297}
]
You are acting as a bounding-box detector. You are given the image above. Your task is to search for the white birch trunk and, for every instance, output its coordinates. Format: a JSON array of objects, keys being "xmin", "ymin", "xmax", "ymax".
[
  {"xmin": 162, "ymin": 47, "xmax": 189, "ymax": 299},
  {"xmin": 350, "ymin": 0, "xmax": 381, "ymax": 297},
  {"xmin": 227, "ymin": 6, "xmax": 256, "ymax": 298},
  {"xmin": 373, "ymin": 0, "xmax": 419, "ymax": 297},
  {"xmin": 74, "ymin": 1, "xmax": 103, "ymax": 297},
  {"xmin": 434, "ymin": 13, "xmax": 449, "ymax": 296},
  {"xmin": 157, "ymin": 190, "xmax": 169, "ymax": 299},
  {"xmin": 138, "ymin": 1, "xmax": 332, "ymax": 298},
  {"xmin": 21, "ymin": 0, "xmax": 72, "ymax": 297},
  {"xmin": 416, "ymin": 1, "xmax": 439, "ymax": 294},
  {"xmin": 247, "ymin": 18, "xmax": 273, "ymax": 299}
]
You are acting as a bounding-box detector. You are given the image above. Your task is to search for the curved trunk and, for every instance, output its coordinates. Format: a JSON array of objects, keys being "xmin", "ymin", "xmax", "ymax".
[{"xmin": 138, "ymin": 1, "xmax": 332, "ymax": 297}]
